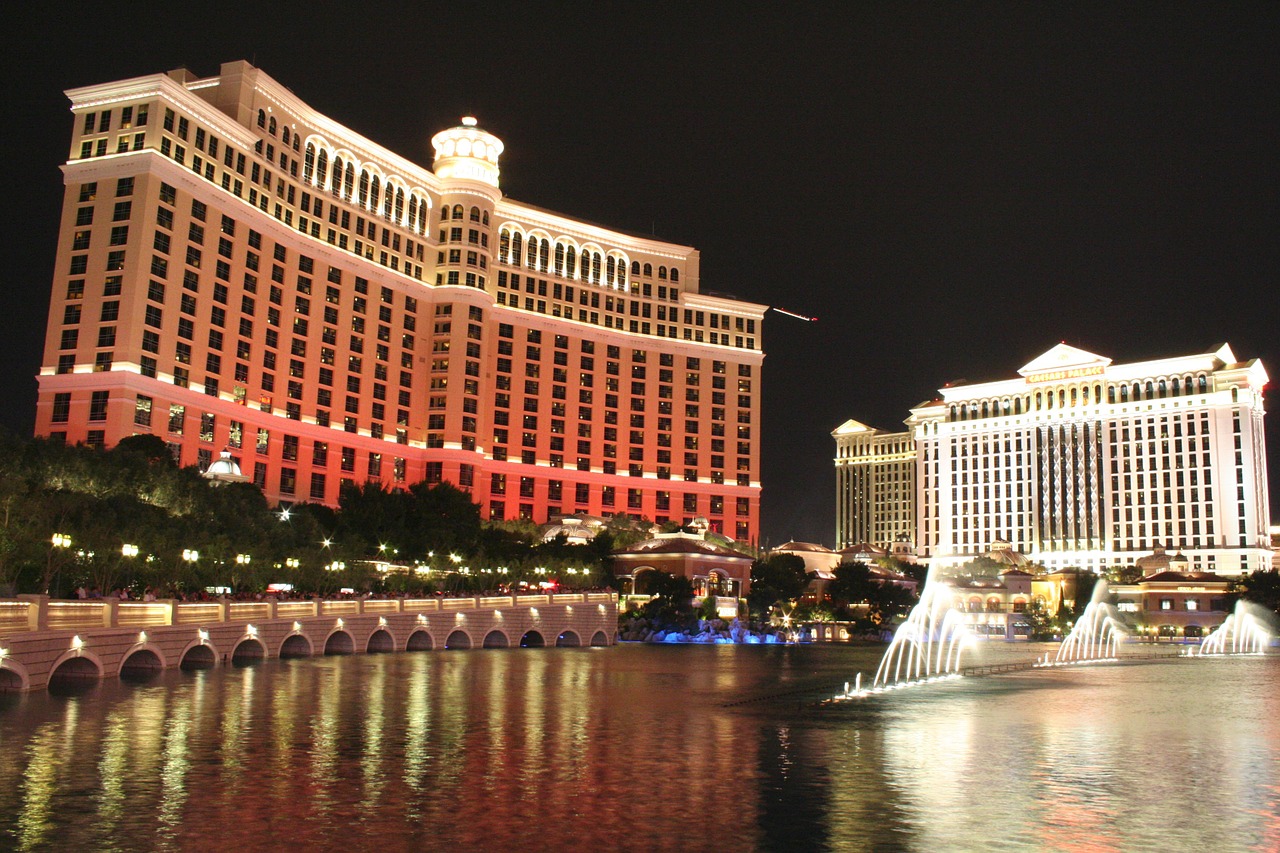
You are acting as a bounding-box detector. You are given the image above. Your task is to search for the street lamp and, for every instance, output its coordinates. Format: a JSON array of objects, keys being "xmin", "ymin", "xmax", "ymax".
[
  {"xmin": 182, "ymin": 549, "xmax": 199, "ymax": 563},
  {"xmin": 285, "ymin": 557, "xmax": 300, "ymax": 569},
  {"xmin": 236, "ymin": 553, "xmax": 251, "ymax": 565},
  {"xmin": 326, "ymin": 561, "xmax": 346, "ymax": 572},
  {"xmin": 51, "ymin": 533, "xmax": 72, "ymax": 550},
  {"xmin": 121, "ymin": 543, "xmax": 140, "ymax": 558}
]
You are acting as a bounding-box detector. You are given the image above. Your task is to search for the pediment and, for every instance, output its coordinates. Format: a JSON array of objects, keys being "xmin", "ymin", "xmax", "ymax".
[{"xmin": 1018, "ymin": 343, "xmax": 1112, "ymax": 378}]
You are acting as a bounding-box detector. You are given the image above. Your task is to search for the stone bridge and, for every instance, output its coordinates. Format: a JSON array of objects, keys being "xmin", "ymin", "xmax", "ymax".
[{"xmin": 0, "ymin": 592, "xmax": 618, "ymax": 692}]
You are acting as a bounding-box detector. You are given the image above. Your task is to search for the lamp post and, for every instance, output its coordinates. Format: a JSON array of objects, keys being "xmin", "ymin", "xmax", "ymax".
[
  {"xmin": 44, "ymin": 532, "xmax": 72, "ymax": 594},
  {"xmin": 285, "ymin": 557, "xmax": 300, "ymax": 569}
]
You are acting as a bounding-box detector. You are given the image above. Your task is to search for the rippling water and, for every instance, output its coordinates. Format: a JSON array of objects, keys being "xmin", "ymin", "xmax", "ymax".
[{"xmin": 1, "ymin": 642, "xmax": 1277, "ymax": 852}]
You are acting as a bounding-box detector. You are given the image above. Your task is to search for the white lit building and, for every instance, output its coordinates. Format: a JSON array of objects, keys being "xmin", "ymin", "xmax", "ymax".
[
  {"xmin": 832, "ymin": 419, "xmax": 915, "ymax": 550},
  {"xmin": 836, "ymin": 343, "xmax": 1271, "ymax": 576}
]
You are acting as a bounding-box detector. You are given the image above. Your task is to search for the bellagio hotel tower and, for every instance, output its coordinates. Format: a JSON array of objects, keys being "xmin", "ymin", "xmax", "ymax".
[{"xmin": 35, "ymin": 61, "xmax": 767, "ymax": 541}]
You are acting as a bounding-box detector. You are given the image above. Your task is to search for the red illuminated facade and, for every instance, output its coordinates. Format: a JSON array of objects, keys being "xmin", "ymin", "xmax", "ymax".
[{"xmin": 35, "ymin": 62, "xmax": 766, "ymax": 541}]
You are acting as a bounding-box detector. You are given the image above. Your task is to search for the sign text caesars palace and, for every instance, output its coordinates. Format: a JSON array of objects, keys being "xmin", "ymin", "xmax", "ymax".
[{"xmin": 835, "ymin": 343, "xmax": 1270, "ymax": 575}]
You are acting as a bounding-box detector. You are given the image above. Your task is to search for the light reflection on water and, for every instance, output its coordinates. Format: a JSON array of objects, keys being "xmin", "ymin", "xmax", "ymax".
[{"xmin": 0, "ymin": 643, "xmax": 1276, "ymax": 852}]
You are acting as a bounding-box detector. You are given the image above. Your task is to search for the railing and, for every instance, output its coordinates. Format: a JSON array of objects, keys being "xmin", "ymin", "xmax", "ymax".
[{"xmin": 0, "ymin": 592, "xmax": 618, "ymax": 637}]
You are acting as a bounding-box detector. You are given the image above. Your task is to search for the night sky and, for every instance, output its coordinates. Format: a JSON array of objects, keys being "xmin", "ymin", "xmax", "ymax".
[{"xmin": 6, "ymin": 4, "xmax": 1278, "ymax": 547}]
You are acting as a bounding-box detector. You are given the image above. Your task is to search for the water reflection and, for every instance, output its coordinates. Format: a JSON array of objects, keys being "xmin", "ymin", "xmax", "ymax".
[{"xmin": 0, "ymin": 645, "xmax": 1276, "ymax": 851}]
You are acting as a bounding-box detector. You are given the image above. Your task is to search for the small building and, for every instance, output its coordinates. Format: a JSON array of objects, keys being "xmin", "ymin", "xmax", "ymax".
[
  {"xmin": 947, "ymin": 570, "xmax": 1034, "ymax": 639},
  {"xmin": 538, "ymin": 513, "xmax": 609, "ymax": 545},
  {"xmin": 1110, "ymin": 571, "xmax": 1232, "ymax": 640},
  {"xmin": 610, "ymin": 532, "xmax": 753, "ymax": 618}
]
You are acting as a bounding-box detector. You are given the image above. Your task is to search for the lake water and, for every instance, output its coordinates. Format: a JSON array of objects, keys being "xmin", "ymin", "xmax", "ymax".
[{"xmin": 1, "ymin": 642, "xmax": 1277, "ymax": 852}]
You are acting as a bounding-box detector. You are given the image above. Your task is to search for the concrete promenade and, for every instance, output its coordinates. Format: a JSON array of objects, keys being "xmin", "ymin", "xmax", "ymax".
[{"xmin": 0, "ymin": 592, "xmax": 618, "ymax": 691}]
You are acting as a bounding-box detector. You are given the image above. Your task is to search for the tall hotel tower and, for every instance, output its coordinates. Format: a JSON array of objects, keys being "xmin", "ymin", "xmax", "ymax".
[
  {"xmin": 835, "ymin": 344, "xmax": 1270, "ymax": 575},
  {"xmin": 36, "ymin": 62, "xmax": 767, "ymax": 540}
]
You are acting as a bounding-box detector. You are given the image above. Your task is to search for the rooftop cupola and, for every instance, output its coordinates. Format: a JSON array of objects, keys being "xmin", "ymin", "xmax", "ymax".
[{"xmin": 431, "ymin": 117, "xmax": 503, "ymax": 188}]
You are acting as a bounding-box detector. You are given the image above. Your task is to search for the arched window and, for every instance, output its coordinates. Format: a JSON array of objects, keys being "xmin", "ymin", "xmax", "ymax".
[
  {"xmin": 344, "ymin": 164, "xmax": 354, "ymax": 200},
  {"xmin": 527, "ymin": 238, "xmax": 538, "ymax": 270},
  {"xmin": 282, "ymin": 126, "xmax": 291, "ymax": 145},
  {"xmin": 257, "ymin": 109, "xmax": 266, "ymax": 128},
  {"xmin": 408, "ymin": 196, "xmax": 418, "ymax": 230},
  {"xmin": 1132, "ymin": 382, "xmax": 1141, "ymax": 400},
  {"xmin": 592, "ymin": 253, "xmax": 601, "ymax": 283},
  {"xmin": 499, "ymin": 231, "xmax": 510, "ymax": 264},
  {"xmin": 293, "ymin": 135, "xmax": 300, "ymax": 152},
  {"xmin": 1231, "ymin": 386, "xmax": 1239, "ymax": 402},
  {"xmin": 330, "ymin": 158, "xmax": 343, "ymax": 193},
  {"xmin": 1158, "ymin": 379, "xmax": 1167, "ymax": 397},
  {"xmin": 383, "ymin": 188, "xmax": 394, "ymax": 219},
  {"xmin": 658, "ymin": 265, "xmax": 667, "ymax": 280},
  {"xmin": 370, "ymin": 176, "xmax": 381, "ymax": 212},
  {"xmin": 439, "ymin": 204, "xmax": 448, "ymax": 221},
  {"xmin": 1036, "ymin": 392, "xmax": 1042, "ymax": 409},
  {"xmin": 631, "ymin": 261, "xmax": 640, "ymax": 275},
  {"xmin": 566, "ymin": 245, "xmax": 576, "ymax": 277},
  {"xmin": 671, "ymin": 269, "xmax": 679, "ymax": 282},
  {"xmin": 606, "ymin": 256, "xmax": 616, "ymax": 285},
  {"xmin": 554, "ymin": 244, "xmax": 565, "ymax": 274},
  {"xmin": 304, "ymin": 143, "xmax": 316, "ymax": 183},
  {"xmin": 1145, "ymin": 380, "xmax": 1154, "ymax": 398},
  {"xmin": 1014, "ymin": 398, "xmax": 1022, "ymax": 415},
  {"xmin": 1198, "ymin": 375, "xmax": 1207, "ymax": 394},
  {"xmin": 469, "ymin": 206, "xmax": 480, "ymax": 222},
  {"xmin": 539, "ymin": 239, "xmax": 550, "ymax": 272},
  {"xmin": 643, "ymin": 263, "xmax": 652, "ymax": 277},
  {"xmin": 482, "ymin": 211, "xmax": 490, "ymax": 225},
  {"xmin": 1184, "ymin": 377, "xmax": 1193, "ymax": 395},
  {"xmin": 511, "ymin": 232, "xmax": 523, "ymax": 266},
  {"xmin": 316, "ymin": 148, "xmax": 328, "ymax": 187},
  {"xmin": 949, "ymin": 405, "xmax": 958, "ymax": 420},
  {"xmin": 452, "ymin": 204, "xmax": 463, "ymax": 220},
  {"xmin": 1120, "ymin": 385, "xmax": 1129, "ymax": 402},
  {"xmin": 1108, "ymin": 385, "xmax": 1116, "ymax": 404},
  {"xmin": 359, "ymin": 170, "xmax": 370, "ymax": 205},
  {"xmin": 268, "ymin": 116, "xmax": 277, "ymax": 135},
  {"xmin": 617, "ymin": 258, "xmax": 627, "ymax": 287},
  {"xmin": 981, "ymin": 401, "xmax": 989, "ymax": 418},
  {"xmin": 580, "ymin": 252, "xmax": 590, "ymax": 280},
  {"xmin": 395, "ymin": 188, "xmax": 405, "ymax": 222}
]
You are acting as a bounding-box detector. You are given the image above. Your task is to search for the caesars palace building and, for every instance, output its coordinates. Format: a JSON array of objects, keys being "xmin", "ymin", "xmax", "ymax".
[
  {"xmin": 35, "ymin": 62, "xmax": 766, "ymax": 540},
  {"xmin": 835, "ymin": 343, "xmax": 1271, "ymax": 575}
]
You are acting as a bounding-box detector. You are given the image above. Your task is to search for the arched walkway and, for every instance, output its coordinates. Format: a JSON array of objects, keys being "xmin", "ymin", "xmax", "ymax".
[
  {"xmin": 49, "ymin": 655, "xmax": 102, "ymax": 690},
  {"xmin": 0, "ymin": 661, "xmax": 30, "ymax": 691},
  {"xmin": 519, "ymin": 630, "xmax": 546, "ymax": 648},
  {"xmin": 280, "ymin": 635, "xmax": 312, "ymax": 659},
  {"xmin": 367, "ymin": 629, "xmax": 395, "ymax": 653},
  {"xmin": 119, "ymin": 648, "xmax": 164, "ymax": 681},
  {"xmin": 556, "ymin": 630, "xmax": 581, "ymax": 648},
  {"xmin": 325, "ymin": 631, "xmax": 355, "ymax": 656},
  {"xmin": 232, "ymin": 638, "xmax": 266, "ymax": 665},
  {"xmin": 590, "ymin": 631, "xmax": 610, "ymax": 647},
  {"xmin": 445, "ymin": 630, "xmax": 472, "ymax": 650},
  {"xmin": 406, "ymin": 630, "xmax": 434, "ymax": 651},
  {"xmin": 483, "ymin": 630, "xmax": 509, "ymax": 648},
  {"xmin": 181, "ymin": 644, "xmax": 216, "ymax": 670}
]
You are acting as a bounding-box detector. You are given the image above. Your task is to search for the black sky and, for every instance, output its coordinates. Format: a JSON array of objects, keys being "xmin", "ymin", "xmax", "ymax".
[{"xmin": 5, "ymin": 3, "xmax": 1278, "ymax": 546}]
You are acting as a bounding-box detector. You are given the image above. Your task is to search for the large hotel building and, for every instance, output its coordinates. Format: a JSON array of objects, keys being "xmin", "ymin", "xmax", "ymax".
[
  {"xmin": 35, "ymin": 61, "xmax": 767, "ymax": 540},
  {"xmin": 835, "ymin": 343, "xmax": 1271, "ymax": 575}
]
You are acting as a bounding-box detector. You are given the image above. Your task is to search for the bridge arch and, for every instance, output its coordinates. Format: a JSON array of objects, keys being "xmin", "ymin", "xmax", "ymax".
[
  {"xmin": 279, "ymin": 634, "xmax": 312, "ymax": 658},
  {"xmin": 556, "ymin": 630, "xmax": 581, "ymax": 648},
  {"xmin": 179, "ymin": 640, "xmax": 217, "ymax": 670},
  {"xmin": 590, "ymin": 631, "xmax": 610, "ymax": 647},
  {"xmin": 232, "ymin": 637, "xmax": 266, "ymax": 665},
  {"xmin": 445, "ymin": 629, "xmax": 472, "ymax": 649},
  {"xmin": 519, "ymin": 630, "xmax": 545, "ymax": 648},
  {"xmin": 367, "ymin": 628, "xmax": 395, "ymax": 653},
  {"xmin": 48, "ymin": 650, "xmax": 104, "ymax": 689},
  {"xmin": 406, "ymin": 629, "xmax": 434, "ymax": 651},
  {"xmin": 0, "ymin": 658, "xmax": 31, "ymax": 691},
  {"xmin": 325, "ymin": 630, "xmax": 355, "ymax": 656},
  {"xmin": 483, "ymin": 630, "xmax": 509, "ymax": 648},
  {"xmin": 119, "ymin": 645, "xmax": 166, "ymax": 681}
]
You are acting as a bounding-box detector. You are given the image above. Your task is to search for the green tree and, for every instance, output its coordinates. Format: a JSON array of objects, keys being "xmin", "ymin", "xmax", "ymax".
[
  {"xmin": 747, "ymin": 553, "xmax": 810, "ymax": 618},
  {"xmin": 1235, "ymin": 569, "xmax": 1280, "ymax": 616}
]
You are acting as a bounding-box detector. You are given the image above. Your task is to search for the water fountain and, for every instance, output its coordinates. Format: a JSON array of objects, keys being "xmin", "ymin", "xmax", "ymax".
[
  {"xmin": 1044, "ymin": 578, "xmax": 1127, "ymax": 665},
  {"xmin": 836, "ymin": 566, "xmax": 971, "ymax": 698},
  {"xmin": 1195, "ymin": 600, "xmax": 1272, "ymax": 656}
]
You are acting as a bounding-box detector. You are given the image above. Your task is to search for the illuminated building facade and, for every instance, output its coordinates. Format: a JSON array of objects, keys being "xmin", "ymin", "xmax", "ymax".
[
  {"xmin": 35, "ymin": 61, "xmax": 766, "ymax": 540},
  {"xmin": 832, "ymin": 419, "xmax": 916, "ymax": 550},
  {"xmin": 837, "ymin": 343, "xmax": 1271, "ymax": 575}
]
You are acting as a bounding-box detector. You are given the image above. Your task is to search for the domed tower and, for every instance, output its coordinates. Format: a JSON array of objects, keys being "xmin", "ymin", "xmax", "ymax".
[{"xmin": 430, "ymin": 117, "xmax": 503, "ymax": 291}]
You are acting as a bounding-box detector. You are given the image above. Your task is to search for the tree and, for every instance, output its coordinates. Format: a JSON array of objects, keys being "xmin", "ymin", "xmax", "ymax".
[
  {"xmin": 1235, "ymin": 569, "xmax": 1280, "ymax": 616},
  {"xmin": 827, "ymin": 561, "xmax": 918, "ymax": 628},
  {"xmin": 747, "ymin": 553, "xmax": 810, "ymax": 617}
]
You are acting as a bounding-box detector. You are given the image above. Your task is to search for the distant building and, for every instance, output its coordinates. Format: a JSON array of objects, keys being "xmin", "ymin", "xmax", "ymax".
[
  {"xmin": 836, "ymin": 343, "xmax": 1272, "ymax": 576},
  {"xmin": 1111, "ymin": 570, "xmax": 1232, "ymax": 640},
  {"xmin": 610, "ymin": 532, "xmax": 753, "ymax": 617}
]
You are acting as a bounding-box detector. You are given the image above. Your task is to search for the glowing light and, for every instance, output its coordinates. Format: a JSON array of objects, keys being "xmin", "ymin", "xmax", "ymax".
[
  {"xmin": 121, "ymin": 543, "xmax": 140, "ymax": 558},
  {"xmin": 71, "ymin": 635, "xmax": 84, "ymax": 652},
  {"xmin": 236, "ymin": 553, "xmax": 251, "ymax": 565},
  {"xmin": 378, "ymin": 616, "xmax": 388, "ymax": 628},
  {"xmin": 335, "ymin": 618, "xmax": 344, "ymax": 629},
  {"xmin": 293, "ymin": 621, "xmax": 302, "ymax": 632},
  {"xmin": 138, "ymin": 631, "xmax": 147, "ymax": 643},
  {"xmin": 51, "ymin": 533, "xmax": 72, "ymax": 548},
  {"xmin": 246, "ymin": 625, "xmax": 258, "ymax": 637},
  {"xmin": 182, "ymin": 549, "xmax": 199, "ymax": 562},
  {"xmin": 279, "ymin": 508, "xmax": 291, "ymax": 521},
  {"xmin": 461, "ymin": 116, "xmax": 478, "ymax": 127},
  {"xmin": 197, "ymin": 629, "xmax": 209, "ymax": 643},
  {"xmin": 285, "ymin": 557, "xmax": 300, "ymax": 569}
]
